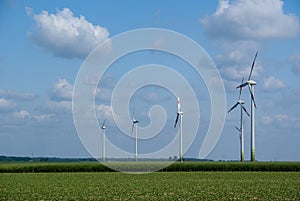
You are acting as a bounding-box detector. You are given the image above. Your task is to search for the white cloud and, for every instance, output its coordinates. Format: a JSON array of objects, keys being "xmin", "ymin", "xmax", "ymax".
[
  {"xmin": 50, "ymin": 78, "xmax": 73, "ymax": 101},
  {"xmin": 12, "ymin": 110, "xmax": 30, "ymax": 119},
  {"xmin": 275, "ymin": 113, "xmax": 289, "ymax": 121},
  {"xmin": 95, "ymin": 104, "xmax": 116, "ymax": 126},
  {"xmin": 95, "ymin": 87, "xmax": 112, "ymax": 102},
  {"xmin": 34, "ymin": 114, "xmax": 55, "ymax": 122},
  {"xmin": 44, "ymin": 100, "xmax": 72, "ymax": 113},
  {"xmin": 289, "ymin": 53, "xmax": 300, "ymax": 75},
  {"xmin": 201, "ymin": 0, "xmax": 300, "ymax": 40},
  {"xmin": 261, "ymin": 113, "xmax": 292, "ymax": 126},
  {"xmin": 0, "ymin": 90, "xmax": 37, "ymax": 101},
  {"xmin": 0, "ymin": 98, "xmax": 16, "ymax": 111},
  {"xmin": 220, "ymin": 56, "xmax": 263, "ymax": 81},
  {"xmin": 28, "ymin": 7, "xmax": 110, "ymax": 59},
  {"xmin": 262, "ymin": 115, "xmax": 273, "ymax": 125},
  {"xmin": 215, "ymin": 40, "xmax": 260, "ymax": 65},
  {"xmin": 201, "ymin": 0, "xmax": 300, "ymax": 83},
  {"xmin": 12, "ymin": 110, "xmax": 54, "ymax": 122},
  {"xmin": 263, "ymin": 76, "xmax": 286, "ymax": 91}
]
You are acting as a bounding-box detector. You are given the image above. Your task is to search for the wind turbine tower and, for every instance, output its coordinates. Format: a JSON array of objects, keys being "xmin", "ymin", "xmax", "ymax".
[
  {"xmin": 131, "ymin": 112, "xmax": 139, "ymax": 161},
  {"xmin": 174, "ymin": 97, "xmax": 183, "ymax": 162},
  {"xmin": 237, "ymin": 52, "xmax": 258, "ymax": 162},
  {"xmin": 100, "ymin": 121, "xmax": 106, "ymax": 162}
]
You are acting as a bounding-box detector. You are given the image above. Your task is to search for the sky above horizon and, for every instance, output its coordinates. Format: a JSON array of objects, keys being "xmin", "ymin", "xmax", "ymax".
[{"xmin": 0, "ymin": 0, "xmax": 299, "ymax": 161}]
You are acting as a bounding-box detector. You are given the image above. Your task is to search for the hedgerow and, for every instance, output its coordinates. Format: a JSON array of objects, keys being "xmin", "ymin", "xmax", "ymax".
[{"xmin": 0, "ymin": 161, "xmax": 299, "ymax": 173}]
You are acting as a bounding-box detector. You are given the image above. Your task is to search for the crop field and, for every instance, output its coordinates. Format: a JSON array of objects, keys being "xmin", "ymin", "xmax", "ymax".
[
  {"xmin": 0, "ymin": 172, "xmax": 299, "ymax": 200},
  {"xmin": 0, "ymin": 162, "xmax": 299, "ymax": 200}
]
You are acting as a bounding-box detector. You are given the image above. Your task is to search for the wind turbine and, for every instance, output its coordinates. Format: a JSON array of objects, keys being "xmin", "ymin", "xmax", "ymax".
[
  {"xmin": 174, "ymin": 96, "xmax": 183, "ymax": 162},
  {"xmin": 228, "ymin": 79, "xmax": 250, "ymax": 162},
  {"xmin": 100, "ymin": 121, "xmax": 106, "ymax": 162},
  {"xmin": 236, "ymin": 51, "xmax": 258, "ymax": 162},
  {"xmin": 131, "ymin": 111, "xmax": 139, "ymax": 161}
]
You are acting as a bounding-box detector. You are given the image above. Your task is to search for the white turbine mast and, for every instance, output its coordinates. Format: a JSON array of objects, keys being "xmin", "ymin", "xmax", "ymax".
[
  {"xmin": 131, "ymin": 111, "xmax": 139, "ymax": 161},
  {"xmin": 228, "ymin": 79, "xmax": 250, "ymax": 162},
  {"xmin": 174, "ymin": 96, "xmax": 183, "ymax": 162},
  {"xmin": 100, "ymin": 120, "xmax": 106, "ymax": 162},
  {"xmin": 236, "ymin": 51, "xmax": 258, "ymax": 162}
]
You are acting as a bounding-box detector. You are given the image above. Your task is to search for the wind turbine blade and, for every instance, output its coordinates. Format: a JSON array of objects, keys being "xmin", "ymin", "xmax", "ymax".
[
  {"xmin": 228, "ymin": 102, "xmax": 239, "ymax": 113},
  {"xmin": 174, "ymin": 113, "xmax": 179, "ymax": 128},
  {"xmin": 102, "ymin": 120, "xmax": 106, "ymax": 127},
  {"xmin": 177, "ymin": 97, "xmax": 181, "ymax": 113},
  {"xmin": 242, "ymin": 105, "xmax": 250, "ymax": 117},
  {"xmin": 235, "ymin": 126, "xmax": 241, "ymax": 132},
  {"xmin": 238, "ymin": 78, "xmax": 244, "ymax": 100},
  {"xmin": 236, "ymin": 82, "xmax": 248, "ymax": 89},
  {"xmin": 247, "ymin": 84, "xmax": 257, "ymax": 108},
  {"xmin": 131, "ymin": 122, "xmax": 134, "ymax": 132},
  {"xmin": 132, "ymin": 111, "xmax": 136, "ymax": 121},
  {"xmin": 248, "ymin": 51, "xmax": 258, "ymax": 81}
]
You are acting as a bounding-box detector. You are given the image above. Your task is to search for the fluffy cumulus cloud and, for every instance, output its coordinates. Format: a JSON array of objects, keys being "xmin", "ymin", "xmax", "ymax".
[
  {"xmin": 200, "ymin": 0, "xmax": 300, "ymax": 93},
  {"xmin": 12, "ymin": 110, "xmax": 30, "ymax": 119},
  {"xmin": 27, "ymin": 7, "xmax": 110, "ymax": 59},
  {"xmin": 50, "ymin": 78, "xmax": 73, "ymax": 101},
  {"xmin": 263, "ymin": 76, "xmax": 286, "ymax": 91},
  {"xmin": 200, "ymin": 0, "xmax": 300, "ymax": 40},
  {"xmin": 44, "ymin": 100, "xmax": 72, "ymax": 113},
  {"xmin": 0, "ymin": 98, "xmax": 16, "ymax": 111}
]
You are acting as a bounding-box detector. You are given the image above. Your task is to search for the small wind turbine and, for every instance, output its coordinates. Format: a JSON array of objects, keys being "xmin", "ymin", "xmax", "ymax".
[
  {"xmin": 228, "ymin": 78, "xmax": 250, "ymax": 161},
  {"xmin": 174, "ymin": 96, "xmax": 183, "ymax": 162},
  {"xmin": 228, "ymin": 78, "xmax": 250, "ymax": 162},
  {"xmin": 131, "ymin": 111, "xmax": 139, "ymax": 161},
  {"xmin": 100, "ymin": 121, "xmax": 106, "ymax": 162},
  {"xmin": 236, "ymin": 51, "xmax": 258, "ymax": 162}
]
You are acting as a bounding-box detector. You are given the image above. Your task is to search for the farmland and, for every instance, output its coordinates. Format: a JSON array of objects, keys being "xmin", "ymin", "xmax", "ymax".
[
  {"xmin": 1, "ymin": 172, "xmax": 299, "ymax": 200},
  {"xmin": 0, "ymin": 162, "xmax": 299, "ymax": 200}
]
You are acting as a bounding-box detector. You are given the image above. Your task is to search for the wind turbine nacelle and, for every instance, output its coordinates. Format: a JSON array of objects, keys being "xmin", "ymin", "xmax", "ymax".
[
  {"xmin": 101, "ymin": 126, "xmax": 106, "ymax": 129},
  {"xmin": 247, "ymin": 80, "xmax": 256, "ymax": 85},
  {"xmin": 238, "ymin": 100, "xmax": 245, "ymax": 104}
]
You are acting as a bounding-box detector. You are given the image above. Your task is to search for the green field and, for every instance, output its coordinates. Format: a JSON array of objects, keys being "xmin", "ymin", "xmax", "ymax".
[{"xmin": 0, "ymin": 172, "xmax": 299, "ymax": 200}]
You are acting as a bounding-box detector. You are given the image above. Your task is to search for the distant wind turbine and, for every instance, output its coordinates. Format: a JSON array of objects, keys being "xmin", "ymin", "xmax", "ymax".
[
  {"xmin": 228, "ymin": 79, "xmax": 250, "ymax": 162},
  {"xmin": 100, "ymin": 121, "xmax": 106, "ymax": 162},
  {"xmin": 236, "ymin": 51, "xmax": 258, "ymax": 162},
  {"xmin": 174, "ymin": 96, "xmax": 183, "ymax": 162},
  {"xmin": 131, "ymin": 111, "xmax": 139, "ymax": 161}
]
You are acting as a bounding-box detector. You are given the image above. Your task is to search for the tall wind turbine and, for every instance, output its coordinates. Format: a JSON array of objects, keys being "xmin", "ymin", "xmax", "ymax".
[
  {"xmin": 174, "ymin": 96, "xmax": 183, "ymax": 162},
  {"xmin": 228, "ymin": 79, "xmax": 250, "ymax": 161},
  {"xmin": 131, "ymin": 112, "xmax": 139, "ymax": 161},
  {"xmin": 100, "ymin": 121, "xmax": 106, "ymax": 162},
  {"xmin": 236, "ymin": 51, "xmax": 258, "ymax": 162}
]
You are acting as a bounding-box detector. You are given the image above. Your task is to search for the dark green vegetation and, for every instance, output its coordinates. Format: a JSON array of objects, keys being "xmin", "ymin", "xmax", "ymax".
[
  {"xmin": 1, "ymin": 172, "xmax": 299, "ymax": 200},
  {"xmin": 0, "ymin": 161, "xmax": 299, "ymax": 173}
]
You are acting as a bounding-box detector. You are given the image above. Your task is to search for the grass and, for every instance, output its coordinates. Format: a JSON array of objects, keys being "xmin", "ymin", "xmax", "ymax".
[{"xmin": 0, "ymin": 172, "xmax": 299, "ymax": 200}]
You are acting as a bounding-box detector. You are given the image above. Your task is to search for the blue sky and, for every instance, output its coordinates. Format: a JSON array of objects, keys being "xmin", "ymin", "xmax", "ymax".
[{"xmin": 0, "ymin": 0, "xmax": 300, "ymax": 161}]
